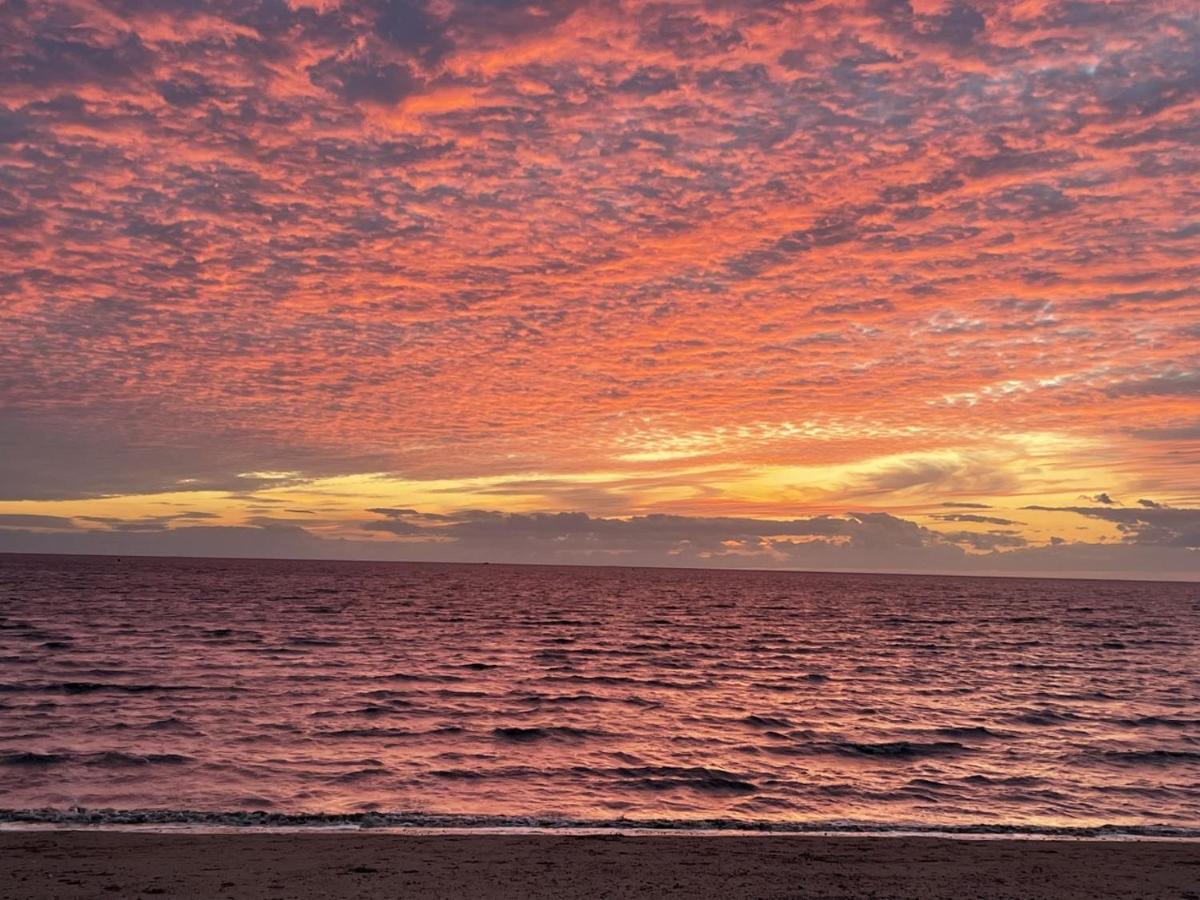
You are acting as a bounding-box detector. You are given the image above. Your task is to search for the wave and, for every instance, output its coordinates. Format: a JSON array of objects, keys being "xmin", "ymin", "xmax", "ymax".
[
  {"xmin": 1003, "ymin": 709, "xmax": 1082, "ymax": 726},
  {"xmin": 611, "ymin": 765, "xmax": 757, "ymax": 795},
  {"xmin": 1099, "ymin": 749, "xmax": 1200, "ymax": 765},
  {"xmin": 286, "ymin": 637, "xmax": 340, "ymax": 647},
  {"xmin": 1, "ymin": 751, "xmax": 67, "ymax": 766},
  {"xmin": 85, "ymin": 752, "xmax": 192, "ymax": 767},
  {"xmin": 541, "ymin": 674, "xmax": 712, "ymax": 690},
  {"xmin": 200, "ymin": 628, "xmax": 262, "ymax": 642},
  {"xmin": 1117, "ymin": 716, "xmax": 1199, "ymax": 729},
  {"xmin": 0, "ymin": 681, "xmax": 193, "ymax": 695},
  {"xmin": 141, "ymin": 717, "xmax": 198, "ymax": 732},
  {"xmin": 742, "ymin": 714, "xmax": 791, "ymax": 728},
  {"xmin": 316, "ymin": 726, "xmax": 463, "ymax": 739},
  {"xmin": 491, "ymin": 726, "xmax": 605, "ymax": 742},
  {"xmin": 0, "ymin": 807, "xmax": 1196, "ymax": 838},
  {"xmin": 929, "ymin": 726, "xmax": 998, "ymax": 739},
  {"xmin": 329, "ymin": 767, "xmax": 390, "ymax": 783},
  {"xmin": 821, "ymin": 741, "xmax": 971, "ymax": 758},
  {"xmin": 371, "ymin": 672, "xmax": 465, "ymax": 684},
  {"xmin": 1, "ymin": 750, "xmax": 192, "ymax": 767},
  {"xmin": 430, "ymin": 767, "xmax": 542, "ymax": 780}
]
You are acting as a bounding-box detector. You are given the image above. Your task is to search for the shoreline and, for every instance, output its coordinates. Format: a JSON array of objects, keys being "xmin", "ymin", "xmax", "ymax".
[
  {"xmin": 4, "ymin": 808, "xmax": 1199, "ymax": 841},
  {"xmin": 4, "ymin": 823, "xmax": 1200, "ymax": 842},
  {"xmin": 5, "ymin": 830, "xmax": 1199, "ymax": 899}
]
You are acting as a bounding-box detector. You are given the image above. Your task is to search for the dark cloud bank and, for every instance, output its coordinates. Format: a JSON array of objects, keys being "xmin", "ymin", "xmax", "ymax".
[{"xmin": 2, "ymin": 505, "xmax": 1197, "ymax": 581}]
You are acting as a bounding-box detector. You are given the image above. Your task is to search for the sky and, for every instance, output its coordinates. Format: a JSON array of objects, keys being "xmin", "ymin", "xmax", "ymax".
[{"xmin": 1, "ymin": 0, "xmax": 1198, "ymax": 578}]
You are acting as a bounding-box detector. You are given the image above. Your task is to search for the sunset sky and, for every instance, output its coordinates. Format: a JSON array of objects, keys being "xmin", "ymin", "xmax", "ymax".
[{"xmin": 1, "ymin": 0, "xmax": 1198, "ymax": 577}]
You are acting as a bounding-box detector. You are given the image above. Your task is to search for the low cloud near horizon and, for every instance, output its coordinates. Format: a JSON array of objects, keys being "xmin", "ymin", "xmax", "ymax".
[{"xmin": 2, "ymin": 504, "xmax": 1197, "ymax": 581}]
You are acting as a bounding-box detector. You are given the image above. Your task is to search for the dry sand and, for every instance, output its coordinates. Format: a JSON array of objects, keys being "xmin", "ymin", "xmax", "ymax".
[{"xmin": 2, "ymin": 831, "xmax": 1198, "ymax": 899}]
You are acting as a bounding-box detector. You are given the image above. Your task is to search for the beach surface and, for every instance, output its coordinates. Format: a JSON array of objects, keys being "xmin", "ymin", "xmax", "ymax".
[{"xmin": 3, "ymin": 831, "xmax": 1199, "ymax": 899}]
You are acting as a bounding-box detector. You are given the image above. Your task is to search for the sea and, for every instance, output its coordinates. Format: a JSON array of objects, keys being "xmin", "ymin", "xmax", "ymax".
[{"xmin": 1, "ymin": 554, "xmax": 1198, "ymax": 835}]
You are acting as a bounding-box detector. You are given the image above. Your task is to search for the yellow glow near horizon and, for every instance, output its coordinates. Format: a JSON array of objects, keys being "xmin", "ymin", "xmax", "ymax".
[{"xmin": 0, "ymin": 428, "xmax": 1158, "ymax": 552}]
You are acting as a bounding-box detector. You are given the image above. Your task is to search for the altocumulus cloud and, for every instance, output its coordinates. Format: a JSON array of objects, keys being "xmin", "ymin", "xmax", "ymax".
[{"xmin": 0, "ymin": 0, "xmax": 1197, "ymax": 577}]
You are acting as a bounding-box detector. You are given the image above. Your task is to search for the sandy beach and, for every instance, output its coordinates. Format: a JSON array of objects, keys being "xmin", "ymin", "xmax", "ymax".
[{"xmin": 3, "ymin": 831, "xmax": 1198, "ymax": 899}]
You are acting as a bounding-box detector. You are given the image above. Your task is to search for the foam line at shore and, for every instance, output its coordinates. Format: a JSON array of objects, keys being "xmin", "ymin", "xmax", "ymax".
[{"xmin": 2, "ymin": 809, "xmax": 1198, "ymax": 840}]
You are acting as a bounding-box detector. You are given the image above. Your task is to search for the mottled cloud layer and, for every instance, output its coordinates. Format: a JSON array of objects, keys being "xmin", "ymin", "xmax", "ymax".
[{"xmin": 1, "ymin": 0, "xmax": 1198, "ymax": 574}]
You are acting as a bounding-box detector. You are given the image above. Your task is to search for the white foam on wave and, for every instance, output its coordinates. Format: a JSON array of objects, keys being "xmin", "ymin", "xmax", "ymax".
[{"xmin": 2, "ymin": 808, "xmax": 1198, "ymax": 841}]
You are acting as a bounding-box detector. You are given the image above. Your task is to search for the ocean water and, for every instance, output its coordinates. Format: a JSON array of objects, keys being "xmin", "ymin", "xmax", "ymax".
[{"xmin": 1, "ymin": 554, "xmax": 1198, "ymax": 832}]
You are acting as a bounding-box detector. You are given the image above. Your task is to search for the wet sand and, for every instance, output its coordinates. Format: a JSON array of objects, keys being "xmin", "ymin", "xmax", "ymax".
[{"xmin": 3, "ymin": 831, "xmax": 1199, "ymax": 899}]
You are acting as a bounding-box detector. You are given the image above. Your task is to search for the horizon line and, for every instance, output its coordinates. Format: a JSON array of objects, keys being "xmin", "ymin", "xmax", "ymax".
[{"xmin": 2, "ymin": 550, "xmax": 1196, "ymax": 586}]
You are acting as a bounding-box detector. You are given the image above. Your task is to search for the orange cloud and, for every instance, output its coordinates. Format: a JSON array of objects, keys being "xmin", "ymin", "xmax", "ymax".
[{"xmin": 0, "ymin": 0, "xmax": 1196, "ymax": 572}]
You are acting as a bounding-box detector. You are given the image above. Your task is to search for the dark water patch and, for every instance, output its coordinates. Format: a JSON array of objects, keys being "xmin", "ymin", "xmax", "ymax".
[
  {"xmin": 1004, "ymin": 709, "xmax": 1082, "ymax": 726},
  {"xmin": 749, "ymin": 673, "xmax": 827, "ymax": 692},
  {"xmin": 1117, "ymin": 716, "xmax": 1199, "ymax": 729},
  {"xmin": 509, "ymin": 692, "xmax": 603, "ymax": 705},
  {"xmin": 50, "ymin": 682, "xmax": 194, "ymax": 695},
  {"xmin": 430, "ymin": 766, "xmax": 542, "ymax": 780},
  {"xmin": 621, "ymin": 776, "xmax": 757, "ymax": 795},
  {"xmin": 1009, "ymin": 662, "xmax": 1076, "ymax": 672},
  {"xmin": 430, "ymin": 769, "xmax": 486, "ymax": 780},
  {"xmin": 929, "ymin": 725, "xmax": 999, "ymax": 739},
  {"xmin": 1, "ymin": 750, "xmax": 191, "ymax": 767},
  {"xmin": 14, "ymin": 630, "xmax": 61, "ymax": 642},
  {"xmin": 330, "ymin": 768, "xmax": 389, "ymax": 783},
  {"xmin": 232, "ymin": 796, "xmax": 276, "ymax": 809},
  {"xmin": 543, "ymin": 674, "xmax": 710, "ymax": 690},
  {"xmin": 1, "ymin": 751, "xmax": 67, "ymax": 766},
  {"xmin": 492, "ymin": 726, "xmax": 604, "ymax": 743},
  {"xmin": 357, "ymin": 690, "xmax": 417, "ymax": 701},
  {"xmin": 317, "ymin": 728, "xmax": 425, "ymax": 739},
  {"xmin": 612, "ymin": 765, "xmax": 757, "ymax": 795},
  {"xmin": 143, "ymin": 717, "xmax": 199, "ymax": 732},
  {"xmin": 1091, "ymin": 784, "xmax": 1183, "ymax": 798},
  {"xmin": 825, "ymin": 741, "xmax": 970, "ymax": 759},
  {"xmin": 732, "ymin": 795, "xmax": 795, "ymax": 811},
  {"xmin": 750, "ymin": 681, "xmax": 795, "ymax": 693},
  {"xmin": 353, "ymin": 705, "xmax": 400, "ymax": 716},
  {"xmin": 524, "ymin": 619, "xmax": 597, "ymax": 627},
  {"xmin": 1099, "ymin": 749, "xmax": 1200, "ymax": 764},
  {"xmin": 318, "ymin": 725, "xmax": 464, "ymax": 739},
  {"xmin": 372, "ymin": 672, "xmax": 465, "ymax": 684},
  {"xmin": 84, "ymin": 752, "xmax": 192, "ymax": 767},
  {"xmin": 962, "ymin": 774, "xmax": 1046, "ymax": 786},
  {"xmin": 316, "ymin": 724, "xmax": 424, "ymax": 739},
  {"xmin": 201, "ymin": 628, "xmax": 262, "ymax": 643},
  {"xmin": 742, "ymin": 714, "xmax": 791, "ymax": 728}
]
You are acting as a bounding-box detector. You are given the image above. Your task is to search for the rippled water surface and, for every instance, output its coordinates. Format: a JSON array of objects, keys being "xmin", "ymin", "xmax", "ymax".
[{"xmin": 1, "ymin": 554, "xmax": 1198, "ymax": 828}]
